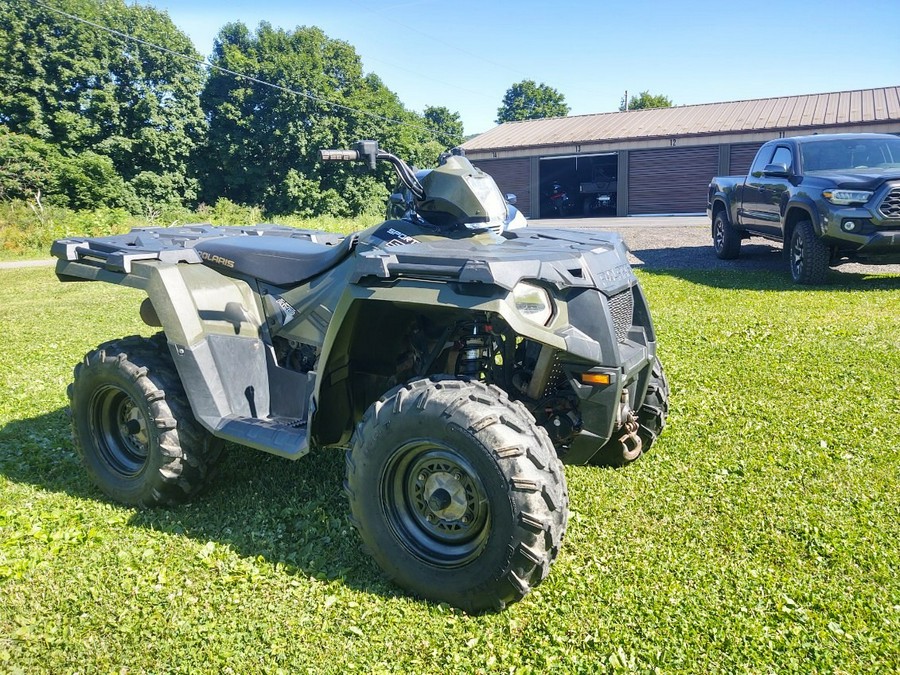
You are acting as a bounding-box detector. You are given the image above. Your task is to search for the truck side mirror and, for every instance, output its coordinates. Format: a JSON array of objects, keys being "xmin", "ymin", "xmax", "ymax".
[
  {"xmin": 763, "ymin": 163, "xmax": 790, "ymax": 177},
  {"xmin": 505, "ymin": 193, "xmax": 517, "ymax": 205}
]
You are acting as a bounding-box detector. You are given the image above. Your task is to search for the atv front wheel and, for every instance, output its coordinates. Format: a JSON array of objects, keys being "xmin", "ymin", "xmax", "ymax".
[
  {"xmin": 346, "ymin": 377, "xmax": 568, "ymax": 613},
  {"xmin": 590, "ymin": 358, "xmax": 669, "ymax": 467},
  {"xmin": 68, "ymin": 334, "xmax": 223, "ymax": 506}
]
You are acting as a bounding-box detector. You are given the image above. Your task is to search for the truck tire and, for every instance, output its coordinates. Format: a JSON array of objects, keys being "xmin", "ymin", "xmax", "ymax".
[
  {"xmin": 68, "ymin": 334, "xmax": 223, "ymax": 506},
  {"xmin": 345, "ymin": 376, "xmax": 568, "ymax": 613},
  {"xmin": 712, "ymin": 211, "xmax": 741, "ymax": 259},
  {"xmin": 590, "ymin": 357, "xmax": 669, "ymax": 467},
  {"xmin": 789, "ymin": 220, "xmax": 830, "ymax": 284}
]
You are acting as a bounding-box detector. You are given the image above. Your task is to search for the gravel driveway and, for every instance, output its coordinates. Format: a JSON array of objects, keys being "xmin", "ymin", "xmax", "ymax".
[{"xmin": 530, "ymin": 216, "xmax": 900, "ymax": 278}]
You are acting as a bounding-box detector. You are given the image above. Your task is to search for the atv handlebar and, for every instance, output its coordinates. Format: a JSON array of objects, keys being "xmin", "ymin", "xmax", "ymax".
[
  {"xmin": 319, "ymin": 140, "xmax": 425, "ymax": 200},
  {"xmin": 319, "ymin": 149, "xmax": 361, "ymax": 163}
]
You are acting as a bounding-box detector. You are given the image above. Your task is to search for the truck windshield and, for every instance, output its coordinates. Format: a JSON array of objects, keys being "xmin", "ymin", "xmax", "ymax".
[{"xmin": 801, "ymin": 137, "xmax": 900, "ymax": 173}]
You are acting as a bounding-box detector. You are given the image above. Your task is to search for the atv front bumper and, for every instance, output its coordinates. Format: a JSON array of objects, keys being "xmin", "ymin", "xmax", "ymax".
[{"xmin": 547, "ymin": 285, "xmax": 657, "ymax": 465}]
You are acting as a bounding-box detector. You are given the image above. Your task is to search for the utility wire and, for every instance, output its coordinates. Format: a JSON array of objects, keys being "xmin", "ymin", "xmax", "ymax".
[{"xmin": 32, "ymin": 0, "xmax": 444, "ymax": 136}]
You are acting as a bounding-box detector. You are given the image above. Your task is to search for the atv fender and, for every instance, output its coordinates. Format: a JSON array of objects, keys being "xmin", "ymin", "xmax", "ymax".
[{"xmin": 133, "ymin": 261, "xmax": 274, "ymax": 431}]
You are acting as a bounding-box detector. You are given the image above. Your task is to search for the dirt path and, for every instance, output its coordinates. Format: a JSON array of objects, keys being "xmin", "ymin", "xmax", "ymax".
[{"xmin": 0, "ymin": 259, "xmax": 55, "ymax": 270}]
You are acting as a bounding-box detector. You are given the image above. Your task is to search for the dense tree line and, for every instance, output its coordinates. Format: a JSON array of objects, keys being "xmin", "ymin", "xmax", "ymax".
[{"xmin": 0, "ymin": 0, "xmax": 464, "ymax": 217}]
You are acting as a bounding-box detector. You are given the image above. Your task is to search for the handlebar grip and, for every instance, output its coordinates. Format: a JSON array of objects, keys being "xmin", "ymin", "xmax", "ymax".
[{"xmin": 319, "ymin": 149, "xmax": 359, "ymax": 162}]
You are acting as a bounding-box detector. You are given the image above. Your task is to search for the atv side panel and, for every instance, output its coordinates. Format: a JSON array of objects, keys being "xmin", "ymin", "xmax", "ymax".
[{"xmin": 57, "ymin": 252, "xmax": 311, "ymax": 458}]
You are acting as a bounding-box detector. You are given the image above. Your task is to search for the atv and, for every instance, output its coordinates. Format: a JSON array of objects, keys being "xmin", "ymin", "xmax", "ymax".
[{"xmin": 52, "ymin": 141, "xmax": 668, "ymax": 613}]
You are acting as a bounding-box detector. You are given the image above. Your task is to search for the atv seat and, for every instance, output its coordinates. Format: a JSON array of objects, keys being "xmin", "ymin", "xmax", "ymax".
[{"xmin": 194, "ymin": 234, "xmax": 355, "ymax": 287}]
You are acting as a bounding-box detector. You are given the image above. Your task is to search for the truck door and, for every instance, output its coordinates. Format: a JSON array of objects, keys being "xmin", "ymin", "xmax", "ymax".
[{"xmin": 742, "ymin": 145, "xmax": 793, "ymax": 237}]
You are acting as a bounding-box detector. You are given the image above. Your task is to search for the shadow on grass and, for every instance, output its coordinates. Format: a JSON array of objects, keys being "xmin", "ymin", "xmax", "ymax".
[
  {"xmin": 631, "ymin": 244, "xmax": 900, "ymax": 291},
  {"xmin": 0, "ymin": 407, "xmax": 402, "ymax": 602}
]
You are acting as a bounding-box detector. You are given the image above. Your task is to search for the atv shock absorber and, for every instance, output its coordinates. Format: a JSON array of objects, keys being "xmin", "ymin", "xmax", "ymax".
[{"xmin": 455, "ymin": 320, "xmax": 493, "ymax": 379}]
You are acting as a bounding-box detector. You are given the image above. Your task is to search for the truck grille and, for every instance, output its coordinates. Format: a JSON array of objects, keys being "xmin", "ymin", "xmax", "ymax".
[
  {"xmin": 879, "ymin": 186, "xmax": 900, "ymax": 220},
  {"xmin": 608, "ymin": 289, "xmax": 634, "ymax": 343}
]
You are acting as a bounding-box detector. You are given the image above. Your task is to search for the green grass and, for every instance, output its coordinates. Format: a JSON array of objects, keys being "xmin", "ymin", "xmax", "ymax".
[{"xmin": 1, "ymin": 265, "xmax": 899, "ymax": 673}]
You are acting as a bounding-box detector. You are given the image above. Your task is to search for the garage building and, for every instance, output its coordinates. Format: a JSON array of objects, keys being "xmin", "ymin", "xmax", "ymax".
[{"xmin": 461, "ymin": 86, "xmax": 900, "ymax": 219}]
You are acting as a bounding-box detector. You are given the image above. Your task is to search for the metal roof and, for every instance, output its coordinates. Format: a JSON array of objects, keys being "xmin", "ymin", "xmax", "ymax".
[{"xmin": 462, "ymin": 86, "xmax": 900, "ymax": 153}]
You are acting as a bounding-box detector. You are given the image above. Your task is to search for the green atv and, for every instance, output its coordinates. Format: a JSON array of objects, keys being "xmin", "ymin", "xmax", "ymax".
[{"xmin": 53, "ymin": 141, "xmax": 668, "ymax": 612}]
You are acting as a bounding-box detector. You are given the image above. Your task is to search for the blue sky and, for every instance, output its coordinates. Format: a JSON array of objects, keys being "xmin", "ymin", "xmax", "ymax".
[{"xmin": 148, "ymin": 0, "xmax": 900, "ymax": 135}]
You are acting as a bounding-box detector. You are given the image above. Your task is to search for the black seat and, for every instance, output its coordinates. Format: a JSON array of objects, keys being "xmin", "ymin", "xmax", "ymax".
[{"xmin": 194, "ymin": 234, "xmax": 355, "ymax": 286}]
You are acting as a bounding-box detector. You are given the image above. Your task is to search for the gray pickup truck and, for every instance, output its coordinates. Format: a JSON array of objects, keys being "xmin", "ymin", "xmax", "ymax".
[{"xmin": 707, "ymin": 133, "xmax": 900, "ymax": 283}]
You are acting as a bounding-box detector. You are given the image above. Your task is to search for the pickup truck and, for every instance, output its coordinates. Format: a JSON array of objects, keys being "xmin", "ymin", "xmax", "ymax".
[{"xmin": 707, "ymin": 133, "xmax": 900, "ymax": 283}]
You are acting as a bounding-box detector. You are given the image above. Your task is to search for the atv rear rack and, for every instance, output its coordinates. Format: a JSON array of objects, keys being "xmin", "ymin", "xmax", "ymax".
[{"xmin": 52, "ymin": 224, "xmax": 346, "ymax": 276}]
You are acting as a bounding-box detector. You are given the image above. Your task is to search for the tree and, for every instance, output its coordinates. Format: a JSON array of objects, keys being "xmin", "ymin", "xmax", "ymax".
[
  {"xmin": 496, "ymin": 80, "xmax": 569, "ymax": 124},
  {"xmin": 0, "ymin": 0, "xmax": 206, "ymax": 207},
  {"xmin": 620, "ymin": 91, "xmax": 673, "ymax": 111},
  {"xmin": 0, "ymin": 127, "xmax": 132, "ymax": 209},
  {"xmin": 199, "ymin": 22, "xmax": 437, "ymax": 216},
  {"xmin": 423, "ymin": 106, "xmax": 464, "ymax": 149}
]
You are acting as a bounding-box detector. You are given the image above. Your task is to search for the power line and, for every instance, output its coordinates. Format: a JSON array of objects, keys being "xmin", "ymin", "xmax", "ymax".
[{"xmin": 32, "ymin": 0, "xmax": 444, "ymax": 136}]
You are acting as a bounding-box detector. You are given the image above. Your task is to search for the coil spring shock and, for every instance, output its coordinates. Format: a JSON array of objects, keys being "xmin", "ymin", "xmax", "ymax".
[{"xmin": 456, "ymin": 320, "xmax": 493, "ymax": 379}]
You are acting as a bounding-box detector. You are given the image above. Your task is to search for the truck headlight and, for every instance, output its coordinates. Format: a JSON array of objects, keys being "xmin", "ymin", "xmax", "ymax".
[
  {"xmin": 512, "ymin": 282, "xmax": 552, "ymax": 326},
  {"xmin": 822, "ymin": 189, "xmax": 873, "ymax": 205}
]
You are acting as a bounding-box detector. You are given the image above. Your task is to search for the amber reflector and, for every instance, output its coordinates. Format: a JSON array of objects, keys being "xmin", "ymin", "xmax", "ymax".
[{"xmin": 580, "ymin": 373, "xmax": 611, "ymax": 385}]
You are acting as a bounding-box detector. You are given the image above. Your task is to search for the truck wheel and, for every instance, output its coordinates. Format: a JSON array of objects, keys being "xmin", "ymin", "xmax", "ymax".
[
  {"xmin": 590, "ymin": 358, "xmax": 669, "ymax": 467},
  {"xmin": 68, "ymin": 334, "xmax": 223, "ymax": 506},
  {"xmin": 345, "ymin": 376, "xmax": 568, "ymax": 613},
  {"xmin": 790, "ymin": 220, "xmax": 830, "ymax": 284},
  {"xmin": 712, "ymin": 211, "xmax": 741, "ymax": 259}
]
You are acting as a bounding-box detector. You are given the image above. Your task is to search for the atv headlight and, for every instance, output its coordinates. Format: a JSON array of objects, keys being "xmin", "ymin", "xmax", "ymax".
[
  {"xmin": 822, "ymin": 189, "xmax": 873, "ymax": 205},
  {"xmin": 513, "ymin": 282, "xmax": 552, "ymax": 326}
]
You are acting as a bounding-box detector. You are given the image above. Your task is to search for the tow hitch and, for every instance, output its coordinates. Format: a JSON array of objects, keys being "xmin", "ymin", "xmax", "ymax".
[{"xmin": 615, "ymin": 392, "xmax": 642, "ymax": 460}]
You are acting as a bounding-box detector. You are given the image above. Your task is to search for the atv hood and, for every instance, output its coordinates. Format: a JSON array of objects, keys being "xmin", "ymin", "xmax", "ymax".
[{"xmin": 351, "ymin": 228, "xmax": 636, "ymax": 296}]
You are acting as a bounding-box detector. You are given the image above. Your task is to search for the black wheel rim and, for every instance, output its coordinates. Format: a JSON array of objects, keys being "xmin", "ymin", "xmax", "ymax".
[
  {"xmin": 713, "ymin": 219, "xmax": 724, "ymax": 252},
  {"xmin": 89, "ymin": 385, "xmax": 150, "ymax": 478},
  {"xmin": 791, "ymin": 231, "xmax": 804, "ymax": 277},
  {"xmin": 382, "ymin": 442, "xmax": 491, "ymax": 568}
]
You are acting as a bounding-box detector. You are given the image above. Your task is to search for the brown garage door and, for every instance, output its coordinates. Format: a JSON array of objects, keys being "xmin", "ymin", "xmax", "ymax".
[
  {"xmin": 628, "ymin": 146, "xmax": 719, "ymax": 214},
  {"xmin": 729, "ymin": 142, "xmax": 765, "ymax": 175},
  {"xmin": 471, "ymin": 158, "xmax": 532, "ymax": 217}
]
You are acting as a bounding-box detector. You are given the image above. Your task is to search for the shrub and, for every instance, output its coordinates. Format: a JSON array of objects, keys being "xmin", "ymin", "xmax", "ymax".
[
  {"xmin": 0, "ymin": 200, "xmax": 138, "ymax": 256},
  {"xmin": 0, "ymin": 128, "xmax": 132, "ymax": 211},
  {"xmin": 199, "ymin": 198, "xmax": 264, "ymax": 226}
]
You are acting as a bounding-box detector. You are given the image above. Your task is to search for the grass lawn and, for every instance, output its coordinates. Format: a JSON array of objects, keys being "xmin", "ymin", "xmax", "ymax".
[{"xmin": 1, "ymin": 264, "xmax": 898, "ymax": 673}]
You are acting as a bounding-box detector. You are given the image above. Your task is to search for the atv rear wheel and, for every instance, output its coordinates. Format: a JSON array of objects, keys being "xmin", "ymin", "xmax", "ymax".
[
  {"xmin": 590, "ymin": 358, "xmax": 669, "ymax": 467},
  {"xmin": 345, "ymin": 377, "xmax": 568, "ymax": 613},
  {"xmin": 68, "ymin": 334, "xmax": 223, "ymax": 506}
]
